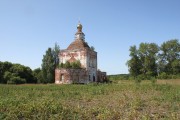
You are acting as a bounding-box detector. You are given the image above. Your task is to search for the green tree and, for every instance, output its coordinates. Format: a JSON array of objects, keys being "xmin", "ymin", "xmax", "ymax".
[
  {"xmin": 64, "ymin": 61, "xmax": 71, "ymax": 68},
  {"xmin": 42, "ymin": 48, "xmax": 55, "ymax": 83},
  {"xmin": 59, "ymin": 60, "xmax": 81, "ymax": 69},
  {"xmin": 138, "ymin": 43, "xmax": 159, "ymax": 78},
  {"xmin": 7, "ymin": 76, "xmax": 26, "ymax": 84},
  {"xmin": 9, "ymin": 64, "xmax": 36, "ymax": 83},
  {"xmin": 3, "ymin": 71, "xmax": 14, "ymax": 82},
  {"xmin": 127, "ymin": 45, "xmax": 141, "ymax": 78},
  {"xmin": 0, "ymin": 61, "xmax": 13, "ymax": 83},
  {"xmin": 158, "ymin": 39, "xmax": 180, "ymax": 75},
  {"xmin": 71, "ymin": 60, "xmax": 81, "ymax": 68},
  {"xmin": 52, "ymin": 43, "xmax": 60, "ymax": 68},
  {"xmin": 33, "ymin": 68, "xmax": 43, "ymax": 83},
  {"xmin": 0, "ymin": 61, "xmax": 35, "ymax": 84},
  {"xmin": 171, "ymin": 59, "xmax": 180, "ymax": 74},
  {"xmin": 127, "ymin": 43, "xmax": 159, "ymax": 80}
]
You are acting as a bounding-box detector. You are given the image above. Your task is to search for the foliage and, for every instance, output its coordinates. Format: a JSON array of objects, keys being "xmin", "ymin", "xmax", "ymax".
[
  {"xmin": 158, "ymin": 39, "xmax": 180, "ymax": 75},
  {"xmin": 52, "ymin": 42, "xmax": 60, "ymax": 68},
  {"xmin": 126, "ymin": 46, "xmax": 141, "ymax": 78},
  {"xmin": 4, "ymin": 71, "xmax": 26, "ymax": 84},
  {"xmin": 41, "ymin": 48, "xmax": 55, "ymax": 83},
  {"xmin": 71, "ymin": 60, "xmax": 81, "ymax": 68},
  {"xmin": 0, "ymin": 61, "xmax": 13, "ymax": 83},
  {"xmin": 108, "ymin": 74, "xmax": 129, "ymax": 81},
  {"xmin": 64, "ymin": 61, "xmax": 71, "ymax": 68},
  {"xmin": 41, "ymin": 43, "xmax": 60, "ymax": 83},
  {"xmin": 139, "ymin": 43, "xmax": 159, "ymax": 77},
  {"xmin": 33, "ymin": 68, "xmax": 43, "ymax": 83},
  {"xmin": 0, "ymin": 61, "xmax": 35, "ymax": 84},
  {"xmin": 157, "ymin": 72, "xmax": 168, "ymax": 79},
  {"xmin": 127, "ymin": 39, "xmax": 180, "ymax": 81},
  {"xmin": 59, "ymin": 60, "xmax": 81, "ymax": 69},
  {"xmin": 7, "ymin": 76, "xmax": 26, "ymax": 84},
  {"xmin": 135, "ymin": 75, "xmax": 142, "ymax": 84},
  {"xmin": 0, "ymin": 82, "xmax": 180, "ymax": 119}
]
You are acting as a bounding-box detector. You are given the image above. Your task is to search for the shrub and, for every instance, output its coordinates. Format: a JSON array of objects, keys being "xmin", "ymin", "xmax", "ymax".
[
  {"xmin": 7, "ymin": 77, "xmax": 26, "ymax": 84},
  {"xmin": 59, "ymin": 60, "xmax": 81, "ymax": 69},
  {"xmin": 135, "ymin": 75, "xmax": 142, "ymax": 84},
  {"xmin": 158, "ymin": 72, "xmax": 168, "ymax": 79},
  {"xmin": 137, "ymin": 74, "xmax": 146, "ymax": 80}
]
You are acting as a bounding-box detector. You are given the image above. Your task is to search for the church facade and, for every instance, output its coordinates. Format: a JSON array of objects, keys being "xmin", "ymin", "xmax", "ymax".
[{"xmin": 55, "ymin": 23, "xmax": 106, "ymax": 84}]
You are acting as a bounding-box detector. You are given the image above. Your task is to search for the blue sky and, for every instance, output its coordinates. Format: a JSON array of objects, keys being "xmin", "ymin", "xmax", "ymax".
[{"xmin": 0, "ymin": 0, "xmax": 180, "ymax": 75}]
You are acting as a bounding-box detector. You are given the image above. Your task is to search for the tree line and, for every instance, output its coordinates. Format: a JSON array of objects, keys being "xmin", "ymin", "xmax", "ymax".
[
  {"xmin": 0, "ymin": 43, "xmax": 60, "ymax": 84},
  {"xmin": 0, "ymin": 61, "xmax": 36, "ymax": 84},
  {"xmin": 127, "ymin": 39, "xmax": 180, "ymax": 80}
]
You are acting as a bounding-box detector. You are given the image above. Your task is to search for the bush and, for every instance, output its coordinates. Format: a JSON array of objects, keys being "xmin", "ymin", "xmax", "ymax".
[
  {"xmin": 171, "ymin": 75, "xmax": 177, "ymax": 79},
  {"xmin": 137, "ymin": 74, "xmax": 146, "ymax": 80},
  {"xmin": 158, "ymin": 72, "xmax": 168, "ymax": 79},
  {"xmin": 59, "ymin": 60, "xmax": 81, "ymax": 69},
  {"xmin": 7, "ymin": 77, "xmax": 26, "ymax": 84},
  {"xmin": 135, "ymin": 75, "xmax": 142, "ymax": 84},
  {"xmin": 108, "ymin": 74, "xmax": 130, "ymax": 81}
]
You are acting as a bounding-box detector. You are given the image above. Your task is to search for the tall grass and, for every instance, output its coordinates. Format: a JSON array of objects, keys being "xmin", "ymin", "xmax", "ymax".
[{"xmin": 0, "ymin": 82, "xmax": 180, "ymax": 119}]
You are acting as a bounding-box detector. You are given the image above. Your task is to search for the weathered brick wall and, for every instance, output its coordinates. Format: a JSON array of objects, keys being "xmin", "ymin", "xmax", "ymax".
[
  {"xmin": 86, "ymin": 49, "xmax": 97, "ymax": 82},
  {"xmin": 59, "ymin": 49, "xmax": 87, "ymax": 68},
  {"xmin": 97, "ymin": 70, "xmax": 107, "ymax": 82},
  {"xmin": 55, "ymin": 68, "xmax": 88, "ymax": 84}
]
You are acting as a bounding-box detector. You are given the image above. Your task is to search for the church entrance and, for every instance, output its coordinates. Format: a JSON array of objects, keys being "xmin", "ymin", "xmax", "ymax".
[{"xmin": 93, "ymin": 75, "xmax": 95, "ymax": 82}]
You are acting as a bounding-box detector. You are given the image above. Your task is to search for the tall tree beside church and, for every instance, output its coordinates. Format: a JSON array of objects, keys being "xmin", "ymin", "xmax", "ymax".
[
  {"xmin": 41, "ymin": 43, "xmax": 60, "ymax": 83},
  {"xmin": 52, "ymin": 43, "xmax": 60, "ymax": 68},
  {"xmin": 41, "ymin": 48, "xmax": 55, "ymax": 83}
]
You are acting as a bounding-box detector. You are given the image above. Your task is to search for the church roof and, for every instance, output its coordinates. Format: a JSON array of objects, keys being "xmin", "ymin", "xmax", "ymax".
[
  {"xmin": 67, "ymin": 39, "xmax": 90, "ymax": 50},
  {"xmin": 66, "ymin": 22, "xmax": 90, "ymax": 50}
]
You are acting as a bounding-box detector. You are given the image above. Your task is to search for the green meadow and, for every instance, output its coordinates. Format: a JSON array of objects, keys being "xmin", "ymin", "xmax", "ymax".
[{"xmin": 0, "ymin": 80, "xmax": 180, "ymax": 120}]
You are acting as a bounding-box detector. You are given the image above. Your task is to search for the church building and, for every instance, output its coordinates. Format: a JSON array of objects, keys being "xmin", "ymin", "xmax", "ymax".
[{"xmin": 55, "ymin": 22, "xmax": 106, "ymax": 84}]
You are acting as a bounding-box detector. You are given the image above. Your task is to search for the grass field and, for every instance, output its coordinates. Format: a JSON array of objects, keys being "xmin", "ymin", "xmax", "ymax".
[{"xmin": 0, "ymin": 80, "xmax": 180, "ymax": 120}]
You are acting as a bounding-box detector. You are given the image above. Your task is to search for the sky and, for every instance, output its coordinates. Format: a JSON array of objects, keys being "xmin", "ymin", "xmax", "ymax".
[{"xmin": 0, "ymin": 0, "xmax": 180, "ymax": 75}]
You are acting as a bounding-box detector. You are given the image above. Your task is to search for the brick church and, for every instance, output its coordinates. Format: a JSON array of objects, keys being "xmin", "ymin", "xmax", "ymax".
[{"xmin": 55, "ymin": 22, "xmax": 106, "ymax": 84}]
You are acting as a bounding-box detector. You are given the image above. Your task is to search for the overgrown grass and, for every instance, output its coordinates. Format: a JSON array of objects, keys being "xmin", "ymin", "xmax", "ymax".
[{"xmin": 0, "ymin": 81, "xmax": 180, "ymax": 119}]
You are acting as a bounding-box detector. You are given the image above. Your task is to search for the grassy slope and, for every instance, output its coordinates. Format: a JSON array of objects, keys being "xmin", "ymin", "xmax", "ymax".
[{"xmin": 0, "ymin": 81, "xmax": 180, "ymax": 120}]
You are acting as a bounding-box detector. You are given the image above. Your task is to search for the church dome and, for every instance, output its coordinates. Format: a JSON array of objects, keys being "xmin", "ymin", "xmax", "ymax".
[{"xmin": 77, "ymin": 23, "xmax": 82, "ymax": 29}]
